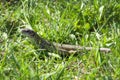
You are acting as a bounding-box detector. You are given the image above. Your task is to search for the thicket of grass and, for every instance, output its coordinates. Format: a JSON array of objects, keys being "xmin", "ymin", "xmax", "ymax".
[{"xmin": 0, "ymin": 0, "xmax": 120, "ymax": 79}]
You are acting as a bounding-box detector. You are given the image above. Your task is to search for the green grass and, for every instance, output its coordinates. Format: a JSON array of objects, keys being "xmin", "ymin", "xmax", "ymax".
[{"xmin": 0, "ymin": 0, "xmax": 120, "ymax": 79}]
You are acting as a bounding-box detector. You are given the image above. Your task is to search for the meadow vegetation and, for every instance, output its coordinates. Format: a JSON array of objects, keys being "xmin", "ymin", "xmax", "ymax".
[{"xmin": 0, "ymin": 0, "xmax": 120, "ymax": 79}]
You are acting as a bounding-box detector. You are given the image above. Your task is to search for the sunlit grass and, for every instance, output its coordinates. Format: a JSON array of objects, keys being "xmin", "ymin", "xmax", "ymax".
[{"xmin": 0, "ymin": 0, "xmax": 120, "ymax": 79}]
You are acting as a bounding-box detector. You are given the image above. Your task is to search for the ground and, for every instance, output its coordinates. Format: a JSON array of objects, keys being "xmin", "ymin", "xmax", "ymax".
[{"xmin": 0, "ymin": 0, "xmax": 120, "ymax": 79}]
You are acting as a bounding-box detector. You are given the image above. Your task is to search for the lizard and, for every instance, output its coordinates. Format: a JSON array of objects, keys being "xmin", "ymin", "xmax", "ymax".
[{"xmin": 21, "ymin": 28, "xmax": 111, "ymax": 54}]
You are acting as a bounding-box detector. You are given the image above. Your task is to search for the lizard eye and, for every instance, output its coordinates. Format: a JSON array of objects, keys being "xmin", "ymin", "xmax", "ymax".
[
  {"xmin": 26, "ymin": 30, "xmax": 32, "ymax": 34},
  {"xmin": 26, "ymin": 30, "xmax": 30, "ymax": 32}
]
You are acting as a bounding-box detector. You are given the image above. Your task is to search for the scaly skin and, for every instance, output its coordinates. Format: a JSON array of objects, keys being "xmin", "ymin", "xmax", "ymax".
[{"xmin": 21, "ymin": 29, "xmax": 111, "ymax": 53}]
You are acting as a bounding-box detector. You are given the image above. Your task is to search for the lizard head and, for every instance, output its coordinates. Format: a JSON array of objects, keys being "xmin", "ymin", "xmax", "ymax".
[
  {"xmin": 21, "ymin": 28, "xmax": 42, "ymax": 47},
  {"xmin": 21, "ymin": 28, "xmax": 37, "ymax": 38}
]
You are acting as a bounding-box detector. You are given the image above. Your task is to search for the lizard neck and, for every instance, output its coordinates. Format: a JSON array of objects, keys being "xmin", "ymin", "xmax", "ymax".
[{"xmin": 29, "ymin": 32, "xmax": 43, "ymax": 48}]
